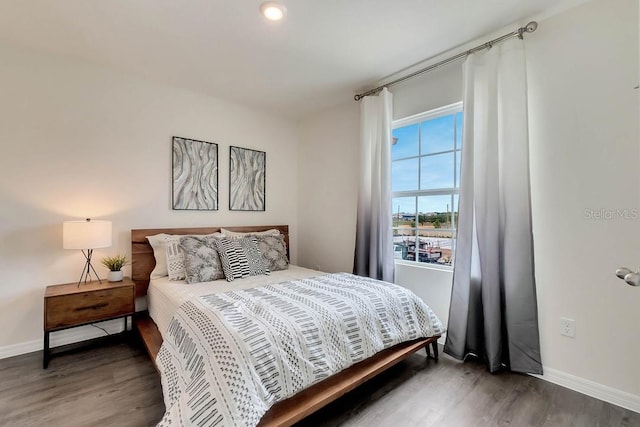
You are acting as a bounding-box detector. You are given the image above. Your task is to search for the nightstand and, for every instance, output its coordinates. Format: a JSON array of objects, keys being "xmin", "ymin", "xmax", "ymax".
[{"xmin": 43, "ymin": 277, "xmax": 135, "ymax": 368}]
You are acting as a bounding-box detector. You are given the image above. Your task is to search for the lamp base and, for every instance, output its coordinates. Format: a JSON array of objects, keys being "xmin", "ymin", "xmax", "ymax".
[{"xmin": 77, "ymin": 249, "xmax": 102, "ymax": 287}]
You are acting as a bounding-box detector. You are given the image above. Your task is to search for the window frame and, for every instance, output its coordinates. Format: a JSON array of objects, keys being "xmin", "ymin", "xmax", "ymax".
[{"xmin": 392, "ymin": 101, "xmax": 462, "ymax": 271}]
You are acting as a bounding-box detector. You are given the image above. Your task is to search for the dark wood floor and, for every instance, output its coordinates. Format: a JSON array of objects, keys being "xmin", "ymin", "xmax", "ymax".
[{"xmin": 1, "ymin": 334, "xmax": 638, "ymax": 427}]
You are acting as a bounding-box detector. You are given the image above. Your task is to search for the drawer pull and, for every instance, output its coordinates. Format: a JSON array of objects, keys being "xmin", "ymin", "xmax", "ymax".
[{"xmin": 74, "ymin": 303, "xmax": 109, "ymax": 312}]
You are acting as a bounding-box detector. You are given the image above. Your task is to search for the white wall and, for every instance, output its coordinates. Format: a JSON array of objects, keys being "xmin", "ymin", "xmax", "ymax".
[
  {"xmin": 297, "ymin": 0, "xmax": 640, "ymax": 411},
  {"xmin": 526, "ymin": 0, "xmax": 640, "ymax": 402},
  {"xmin": 392, "ymin": 62, "xmax": 462, "ymax": 120},
  {"xmin": 394, "ymin": 263, "xmax": 453, "ymax": 341},
  {"xmin": 297, "ymin": 101, "xmax": 360, "ymax": 273},
  {"xmin": 0, "ymin": 42, "xmax": 300, "ymax": 355}
]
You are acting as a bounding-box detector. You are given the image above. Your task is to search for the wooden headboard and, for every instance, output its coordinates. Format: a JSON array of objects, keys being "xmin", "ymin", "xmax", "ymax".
[{"xmin": 131, "ymin": 225, "xmax": 289, "ymax": 297}]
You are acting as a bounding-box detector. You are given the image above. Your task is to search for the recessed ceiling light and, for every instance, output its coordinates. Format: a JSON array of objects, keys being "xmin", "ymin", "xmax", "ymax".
[{"xmin": 260, "ymin": 1, "xmax": 286, "ymax": 22}]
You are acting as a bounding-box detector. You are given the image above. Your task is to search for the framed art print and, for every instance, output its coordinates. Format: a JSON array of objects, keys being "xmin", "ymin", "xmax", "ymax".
[
  {"xmin": 229, "ymin": 146, "xmax": 265, "ymax": 211},
  {"xmin": 172, "ymin": 136, "xmax": 218, "ymax": 210}
]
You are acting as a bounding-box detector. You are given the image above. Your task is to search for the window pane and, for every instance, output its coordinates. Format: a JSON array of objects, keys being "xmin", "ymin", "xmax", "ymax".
[
  {"xmin": 455, "ymin": 150, "xmax": 461, "ymax": 188},
  {"xmin": 452, "ymin": 194, "xmax": 459, "ymax": 228},
  {"xmin": 456, "ymin": 112, "xmax": 463, "ymax": 149},
  {"xmin": 392, "ymin": 158, "xmax": 419, "ymax": 191},
  {"xmin": 394, "ymin": 230, "xmax": 417, "ymax": 261},
  {"xmin": 392, "ymin": 124, "xmax": 419, "ymax": 160},
  {"xmin": 450, "ymin": 194, "xmax": 459, "ymax": 266},
  {"xmin": 392, "ymin": 197, "xmax": 416, "ymax": 228},
  {"xmin": 393, "ymin": 196, "xmax": 416, "ymax": 262},
  {"xmin": 421, "ymin": 115, "xmax": 454, "ymax": 154},
  {"xmin": 414, "ymin": 228, "xmax": 454, "ymax": 265},
  {"xmin": 418, "ymin": 195, "xmax": 453, "ymax": 228},
  {"xmin": 420, "ymin": 152, "xmax": 454, "ymax": 190},
  {"xmin": 417, "ymin": 195, "xmax": 454, "ymax": 265}
]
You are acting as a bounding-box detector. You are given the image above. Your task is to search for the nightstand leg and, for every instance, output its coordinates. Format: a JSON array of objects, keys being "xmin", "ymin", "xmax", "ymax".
[
  {"xmin": 123, "ymin": 316, "xmax": 128, "ymax": 332},
  {"xmin": 43, "ymin": 331, "xmax": 50, "ymax": 369}
]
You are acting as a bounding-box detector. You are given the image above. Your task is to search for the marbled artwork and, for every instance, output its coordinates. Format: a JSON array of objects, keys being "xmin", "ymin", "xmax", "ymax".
[
  {"xmin": 229, "ymin": 146, "xmax": 265, "ymax": 211},
  {"xmin": 172, "ymin": 137, "xmax": 218, "ymax": 210}
]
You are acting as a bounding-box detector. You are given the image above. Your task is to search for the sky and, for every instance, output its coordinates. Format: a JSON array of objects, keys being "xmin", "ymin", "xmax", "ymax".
[{"xmin": 392, "ymin": 112, "xmax": 462, "ymax": 215}]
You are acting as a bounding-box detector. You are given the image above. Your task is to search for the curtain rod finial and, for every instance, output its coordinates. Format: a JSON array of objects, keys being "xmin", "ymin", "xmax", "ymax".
[{"xmin": 518, "ymin": 21, "xmax": 538, "ymax": 39}]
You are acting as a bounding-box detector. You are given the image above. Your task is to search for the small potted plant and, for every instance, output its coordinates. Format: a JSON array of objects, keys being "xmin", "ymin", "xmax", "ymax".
[{"xmin": 101, "ymin": 254, "xmax": 128, "ymax": 282}]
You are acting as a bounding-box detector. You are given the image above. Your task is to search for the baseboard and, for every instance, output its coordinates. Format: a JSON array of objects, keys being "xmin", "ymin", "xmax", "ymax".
[
  {"xmin": 532, "ymin": 367, "xmax": 640, "ymax": 414},
  {"xmin": 0, "ymin": 319, "xmax": 126, "ymax": 360}
]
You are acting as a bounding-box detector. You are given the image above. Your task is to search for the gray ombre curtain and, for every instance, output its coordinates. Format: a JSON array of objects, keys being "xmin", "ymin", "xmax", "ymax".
[
  {"xmin": 444, "ymin": 39, "xmax": 542, "ymax": 374},
  {"xmin": 354, "ymin": 88, "xmax": 394, "ymax": 282}
]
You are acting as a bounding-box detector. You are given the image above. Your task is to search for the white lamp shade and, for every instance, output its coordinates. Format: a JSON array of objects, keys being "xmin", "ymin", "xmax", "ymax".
[{"xmin": 63, "ymin": 219, "xmax": 112, "ymax": 250}]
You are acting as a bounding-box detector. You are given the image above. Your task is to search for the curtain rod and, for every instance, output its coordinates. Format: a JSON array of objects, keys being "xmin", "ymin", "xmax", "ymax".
[{"xmin": 353, "ymin": 21, "xmax": 538, "ymax": 101}]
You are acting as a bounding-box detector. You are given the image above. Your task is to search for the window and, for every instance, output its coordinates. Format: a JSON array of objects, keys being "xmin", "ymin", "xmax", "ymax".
[{"xmin": 392, "ymin": 102, "xmax": 462, "ymax": 267}]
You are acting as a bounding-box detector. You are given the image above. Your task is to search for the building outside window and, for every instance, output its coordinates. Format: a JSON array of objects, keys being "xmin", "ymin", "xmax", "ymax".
[{"xmin": 392, "ymin": 102, "xmax": 462, "ymax": 267}]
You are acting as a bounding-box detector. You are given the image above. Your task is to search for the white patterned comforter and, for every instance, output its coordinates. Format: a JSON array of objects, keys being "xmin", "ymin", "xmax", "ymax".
[{"xmin": 156, "ymin": 273, "xmax": 444, "ymax": 426}]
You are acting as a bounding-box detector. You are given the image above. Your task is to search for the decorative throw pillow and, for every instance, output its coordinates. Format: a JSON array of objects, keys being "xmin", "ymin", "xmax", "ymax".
[
  {"xmin": 165, "ymin": 237, "xmax": 187, "ymax": 281},
  {"xmin": 146, "ymin": 234, "xmax": 173, "ymax": 279},
  {"xmin": 213, "ymin": 237, "xmax": 269, "ymax": 281},
  {"xmin": 179, "ymin": 235, "xmax": 225, "ymax": 284},
  {"xmin": 220, "ymin": 228, "xmax": 280, "ymax": 239},
  {"xmin": 256, "ymin": 234, "xmax": 289, "ymax": 272},
  {"xmin": 147, "ymin": 232, "xmax": 223, "ymax": 279}
]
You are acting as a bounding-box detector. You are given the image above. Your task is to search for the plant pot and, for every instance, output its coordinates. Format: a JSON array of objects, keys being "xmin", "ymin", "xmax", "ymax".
[{"xmin": 108, "ymin": 270, "xmax": 123, "ymax": 282}]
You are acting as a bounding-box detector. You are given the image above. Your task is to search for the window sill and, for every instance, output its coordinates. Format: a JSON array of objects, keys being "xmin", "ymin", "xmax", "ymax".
[{"xmin": 395, "ymin": 259, "xmax": 453, "ymax": 273}]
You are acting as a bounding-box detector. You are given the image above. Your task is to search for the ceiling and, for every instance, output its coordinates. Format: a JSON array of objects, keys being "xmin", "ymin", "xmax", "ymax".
[{"xmin": 0, "ymin": 0, "xmax": 585, "ymax": 119}]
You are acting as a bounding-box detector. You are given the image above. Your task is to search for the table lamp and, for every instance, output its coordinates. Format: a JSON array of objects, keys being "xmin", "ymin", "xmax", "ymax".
[{"xmin": 63, "ymin": 218, "xmax": 112, "ymax": 286}]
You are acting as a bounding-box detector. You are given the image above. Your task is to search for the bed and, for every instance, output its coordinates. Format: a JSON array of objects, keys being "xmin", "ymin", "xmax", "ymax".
[{"xmin": 132, "ymin": 225, "xmax": 443, "ymax": 426}]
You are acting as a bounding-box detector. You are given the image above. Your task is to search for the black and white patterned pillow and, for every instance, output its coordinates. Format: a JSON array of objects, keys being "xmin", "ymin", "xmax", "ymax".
[
  {"xmin": 256, "ymin": 235, "xmax": 289, "ymax": 272},
  {"xmin": 166, "ymin": 236, "xmax": 187, "ymax": 281},
  {"xmin": 213, "ymin": 237, "xmax": 269, "ymax": 281},
  {"xmin": 179, "ymin": 235, "xmax": 225, "ymax": 284}
]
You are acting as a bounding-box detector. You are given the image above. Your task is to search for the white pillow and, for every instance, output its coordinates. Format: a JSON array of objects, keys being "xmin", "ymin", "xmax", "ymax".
[
  {"xmin": 146, "ymin": 234, "xmax": 173, "ymax": 279},
  {"xmin": 146, "ymin": 232, "xmax": 223, "ymax": 279},
  {"xmin": 220, "ymin": 228, "xmax": 280, "ymax": 239}
]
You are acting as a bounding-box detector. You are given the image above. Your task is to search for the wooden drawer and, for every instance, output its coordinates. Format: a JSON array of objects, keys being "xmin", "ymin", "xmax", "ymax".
[{"xmin": 45, "ymin": 285, "xmax": 134, "ymax": 330}]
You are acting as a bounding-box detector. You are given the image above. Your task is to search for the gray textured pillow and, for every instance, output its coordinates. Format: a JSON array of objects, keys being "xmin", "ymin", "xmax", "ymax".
[
  {"xmin": 179, "ymin": 235, "xmax": 225, "ymax": 284},
  {"xmin": 256, "ymin": 235, "xmax": 289, "ymax": 272},
  {"xmin": 221, "ymin": 228, "xmax": 280, "ymax": 238},
  {"xmin": 147, "ymin": 232, "xmax": 223, "ymax": 279},
  {"xmin": 213, "ymin": 237, "xmax": 269, "ymax": 281}
]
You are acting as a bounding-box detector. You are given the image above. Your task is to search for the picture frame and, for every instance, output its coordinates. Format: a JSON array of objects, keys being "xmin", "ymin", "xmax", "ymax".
[
  {"xmin": 229, "ymin": 146, "xmax": 266, "ymax": 211},
  {"xmin": 172, "ymin": 136, "xmax": 219, "ymax": 210}
]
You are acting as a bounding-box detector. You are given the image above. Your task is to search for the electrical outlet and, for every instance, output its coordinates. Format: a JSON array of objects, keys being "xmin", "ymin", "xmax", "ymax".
[
  {"xmin": 315, "ymin": 265, "xmax": 321, "ymax": 271},
  {"xmin": 560, "ymin": 317, "xmax": 575, "ymax": 338}
]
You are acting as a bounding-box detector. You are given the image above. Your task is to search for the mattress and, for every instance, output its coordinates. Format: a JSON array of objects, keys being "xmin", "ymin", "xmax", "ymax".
[{"xmin": 148, "ymin": 265, "xmax": 323, "ymax": 337}]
